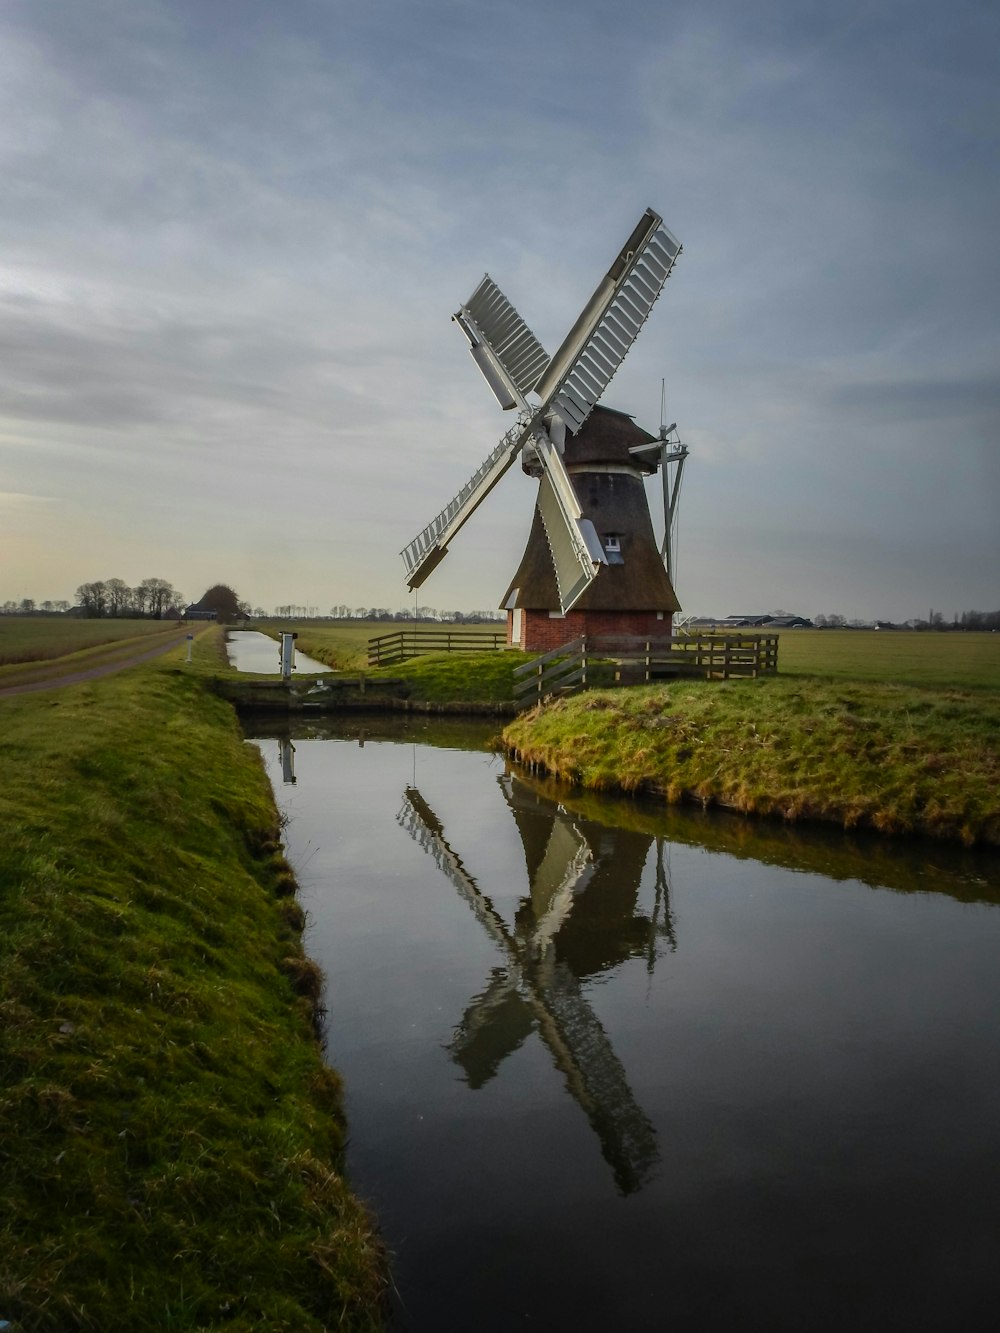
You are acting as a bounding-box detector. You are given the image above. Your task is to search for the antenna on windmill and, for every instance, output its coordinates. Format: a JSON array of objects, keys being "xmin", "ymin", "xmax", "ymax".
[
  {"xmin": 629, "ymin": 377, "xmax": 689, "ymax": 589},
  {"xmin": 401, "ymin": 210, "xmax": 681, "ymax": 608}
]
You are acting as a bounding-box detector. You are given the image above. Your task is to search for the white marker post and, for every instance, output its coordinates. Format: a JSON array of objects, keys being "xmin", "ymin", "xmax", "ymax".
[
  {"xmin": 279, "ymin": 632, "xmax": 298, "ymax": 681},
  {"xmin": 185, "ymin": 633, "xmax": 194, "ymax": 663}
]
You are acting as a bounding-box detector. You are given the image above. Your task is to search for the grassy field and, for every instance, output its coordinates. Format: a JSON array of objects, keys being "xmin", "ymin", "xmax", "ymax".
[
  {"xmin": 771, "ymin": 628, "xmax": 1000, "ymax": 689},
  {"xmin": 0, "ymin": 636, "xmax": 386, "ymax": 1330},
  {"xmin": 0, "ymin": 617, "xmax": 174, "ymax": 670}
]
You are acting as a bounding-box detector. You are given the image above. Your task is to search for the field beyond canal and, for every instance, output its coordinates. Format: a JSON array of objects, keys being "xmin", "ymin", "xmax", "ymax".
[{"xmin": 0, "ymin": 636, "xmax": 385, "ymax": 1330}]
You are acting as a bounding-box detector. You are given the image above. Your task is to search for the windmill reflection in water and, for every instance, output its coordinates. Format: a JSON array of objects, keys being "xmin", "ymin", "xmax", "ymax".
[{"xmin": 397, "ymin": 768, "xmax": 677, "ymax": 1195}]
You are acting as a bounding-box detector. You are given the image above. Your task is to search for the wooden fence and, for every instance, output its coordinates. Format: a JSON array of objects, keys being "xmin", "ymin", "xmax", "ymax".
[
  {"xmin": 368, "ymin": 626, "xmax": 506, "ymax": 667},
  {"xmin": 514, "ymin": 633, "xmax": 778, "ymax": 703}
]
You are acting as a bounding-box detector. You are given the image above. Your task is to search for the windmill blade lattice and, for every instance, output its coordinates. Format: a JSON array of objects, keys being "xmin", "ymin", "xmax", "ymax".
[
  {"xmin": 456, "ymin": 276, "xmax": 550, "ymax": 409},
  {"xmin": 537, "ymin": 214, "xmax": 681, "ymax": 435}
]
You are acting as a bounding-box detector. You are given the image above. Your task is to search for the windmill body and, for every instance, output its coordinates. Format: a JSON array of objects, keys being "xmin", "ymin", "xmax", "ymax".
[
  {"xmin": 401, "ymin": 208, "xmax": 685, "ymax": 652},
  {"xmin": 503, "ymin": 404, "xmax": 680, "ymax": 650}
]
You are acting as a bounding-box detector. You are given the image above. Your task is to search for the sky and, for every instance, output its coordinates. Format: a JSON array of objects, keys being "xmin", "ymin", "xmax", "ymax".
[{"xmin": 1, "ymin": 0, "xmax": 998, "ymax": 621}]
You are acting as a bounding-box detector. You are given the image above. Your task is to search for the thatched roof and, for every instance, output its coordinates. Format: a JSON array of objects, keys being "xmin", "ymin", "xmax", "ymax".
[{"xmin": 502, "ymin": 466, "xmax": 680, "ymax": 612}]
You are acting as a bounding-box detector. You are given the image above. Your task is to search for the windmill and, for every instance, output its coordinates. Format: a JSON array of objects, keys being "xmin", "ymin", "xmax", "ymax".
[{"xmin": 400, "ymin": 208, "xmax": 685, "ymax": 651}]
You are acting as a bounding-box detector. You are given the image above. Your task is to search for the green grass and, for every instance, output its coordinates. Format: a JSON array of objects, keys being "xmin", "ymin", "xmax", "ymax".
[
  {"xmin": 772, "ymin": 628, "xmax": 1000, "ymax": 689},
  {"xmin": 383, "ymin": 650, "xmax": 531, "ymax": 706},
  {"xmin": 0, "ymin": 654, "xmax": 386, "ymax": 1329},
  {"xmin": 503, "ymin": 676, "xmax": 1000, "ymax": 846},
  {"xmin": 0, "ymin": 617, "xmax": 177, "ymax": 674}
]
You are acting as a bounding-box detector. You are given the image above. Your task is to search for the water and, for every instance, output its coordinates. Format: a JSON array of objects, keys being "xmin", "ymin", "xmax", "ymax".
[
  {"xmin": 247, "ymin": 715, "xmax": 1000, "ymax": 1331},
  {"xmin": 225, "ymin": 629, "xmax": 332, "ymax": 674}
]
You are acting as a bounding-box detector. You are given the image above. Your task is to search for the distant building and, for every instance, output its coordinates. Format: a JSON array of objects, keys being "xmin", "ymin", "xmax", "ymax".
[
  {"xmin": 183, "ymin": 605, "xmax": 218, "ymax": 621},
  {"xmin": 685, "ymin": 613, "xmax": 813, "ymax": 629}
]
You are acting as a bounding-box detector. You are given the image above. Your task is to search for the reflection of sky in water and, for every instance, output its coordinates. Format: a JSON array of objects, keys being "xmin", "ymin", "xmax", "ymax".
[
  {"xmin": 225, "ymin": 629, "xmax": 331, "ymax": 674},
  {"xmin": 251, "ymin": 720, "xmax": 1000, "ymax": 1332}
]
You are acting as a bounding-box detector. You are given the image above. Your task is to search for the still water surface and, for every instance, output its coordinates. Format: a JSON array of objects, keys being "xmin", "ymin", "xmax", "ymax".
[
  {"xmin": 226, "ymin": 629, "xmax": 332, "ymax": 674},
  {"xmin": 247, "ymin": 715, "xmax": 1000, "ymax": 1332}
]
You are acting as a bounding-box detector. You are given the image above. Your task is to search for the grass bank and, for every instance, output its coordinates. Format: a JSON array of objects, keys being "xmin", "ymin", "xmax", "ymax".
[
  {"xmin": 0, "ymin": 650, "xmax": 385, "ymax": 1329},
  {"xmin": 503, "ymin": 676, "xmax": 1000, "ymax": 846}
]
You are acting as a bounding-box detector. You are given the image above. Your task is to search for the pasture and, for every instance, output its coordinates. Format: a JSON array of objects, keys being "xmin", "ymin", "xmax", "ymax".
[
  {"xmin": 771, "ymin": 628, "xmax": 999, "ymax": 690},
  {"xmin": 0, "ymin": 616, "xmax": 174, "ymax": 671}
]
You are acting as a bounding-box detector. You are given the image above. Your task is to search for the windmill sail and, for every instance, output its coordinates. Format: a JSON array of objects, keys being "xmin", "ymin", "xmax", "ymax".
[
  {"xmin": 535, "ymin": 209, "xmax": 681, "ymax": 434},
  {"xmin": 533, "ymin": 435, "xmax": 606, "ymax": 612},
  {"xmin": 401, "ymin": 417, "xmax": 528, "ymax": 589},
  {"xmin": 455, "ymin": 276, "xmax": 550, "ymax": 410},
  {"xmin": 401, "ymin": 415, "xmax": 606, "ymax": 603}
]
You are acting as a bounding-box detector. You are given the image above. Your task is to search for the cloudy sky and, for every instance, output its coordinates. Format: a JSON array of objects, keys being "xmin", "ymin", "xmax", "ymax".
[{"xmin": 2, "ymin": 0, "xmax": 997, "ymax": 620}]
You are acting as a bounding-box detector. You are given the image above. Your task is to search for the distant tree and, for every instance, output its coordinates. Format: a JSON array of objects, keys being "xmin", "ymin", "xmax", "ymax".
[
  {"xmin": 105, "ymin": 578, "xmax": 130, "ymax": 618},
  {"xmin": 193, "ymin": 584, "xmax": 242, "ymax": 622},
  {"xmin": 54, "ymin": 599, "xmax": 69, "ymax": 614},
  {"xmin": 76, "ymin": 581, "xmax": 107, "ymax": 617},
  {"xmin": 138, "ymin": 577, "xmax": 179, "ymax": 620},
  {"xmin": 19, "ymin": 597, "xmax": 35, "ymax": 613}
]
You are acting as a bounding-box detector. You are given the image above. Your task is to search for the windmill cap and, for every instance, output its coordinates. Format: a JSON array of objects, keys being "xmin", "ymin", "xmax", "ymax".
[{"xmin": 528, "ymin": 405, "xmax": 658, "ymax": 475}]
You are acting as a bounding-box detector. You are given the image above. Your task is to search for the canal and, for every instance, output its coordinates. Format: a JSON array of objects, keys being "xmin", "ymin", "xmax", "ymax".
[
  {"xmin": 245, "ymin": 714, "xmax": 1000, "ymax": 1331},
  {"xmin": 226, "ymin": 629, "xmax": 332, "ymax": 674}
]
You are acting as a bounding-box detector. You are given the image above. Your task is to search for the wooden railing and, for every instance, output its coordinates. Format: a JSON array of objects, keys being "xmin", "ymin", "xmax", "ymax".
[
  {"xmin": 594, "ymin": 633, "xmax": 779, "ymax": 683},
  {"xmin": 512, "ymin": 637, "xmax": 588, "ymax": 703},
  {"xmin": 368, "ymin": 627, "xmax": 506, "ymax": 667},
  {"xmin": 514, "ymin": 633, "xmax": 778, "ymax": 702}
]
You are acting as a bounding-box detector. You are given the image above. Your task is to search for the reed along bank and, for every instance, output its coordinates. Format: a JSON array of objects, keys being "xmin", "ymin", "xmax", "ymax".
[
  {"xmin": 503, "ymin": 675, "xmax": 1000, "ymax": 847},
  {"xmin": 0, "ymin": 658, "xmax": 386, "ymax": 1331}
]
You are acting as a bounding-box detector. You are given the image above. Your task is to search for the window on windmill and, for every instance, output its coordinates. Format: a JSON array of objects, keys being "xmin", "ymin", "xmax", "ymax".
[{"xmin": 603, "ymin": 533, "xmax": 624, "ymax": 564}]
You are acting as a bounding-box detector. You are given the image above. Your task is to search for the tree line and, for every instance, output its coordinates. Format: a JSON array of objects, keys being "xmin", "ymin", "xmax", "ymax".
[
  {"xmin": 72, "ymin": 578, "xmax": 184, "ymax": 619},
  {"xmin": 0, "ymin": 580, "xmax": 185, "ymax": 619}
]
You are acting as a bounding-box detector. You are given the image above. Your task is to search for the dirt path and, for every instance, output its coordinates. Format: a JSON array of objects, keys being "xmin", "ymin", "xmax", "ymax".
[{"xmin": 0, "ymin": 628, "xmax": 197, "ymax": 699}]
